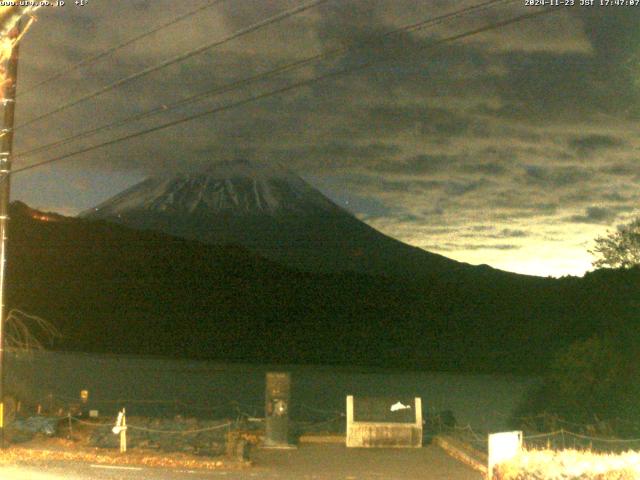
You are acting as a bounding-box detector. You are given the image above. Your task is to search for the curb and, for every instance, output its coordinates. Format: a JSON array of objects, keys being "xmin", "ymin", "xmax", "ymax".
[
  {"xmin": 298, "ymin": 434, "xmax": 345, "ymax": 444},
  {"xmin": 433, "ymin": 435, "xmax": 488, "ymax": 477}
]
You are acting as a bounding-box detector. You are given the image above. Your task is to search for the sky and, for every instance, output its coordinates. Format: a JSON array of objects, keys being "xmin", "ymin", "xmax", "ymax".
[{"xmin": 6, "ymin": 0, "xmax": 640, "ymax": 278}]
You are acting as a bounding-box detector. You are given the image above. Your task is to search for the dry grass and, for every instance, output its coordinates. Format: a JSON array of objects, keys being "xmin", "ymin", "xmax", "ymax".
[
  {"xmin": 494, "ymin": 449, "xmax": 640, "ymax": 480},
  {"xmin": 0, "ymin": 434, "xmax": 248, "ymax": 471}
]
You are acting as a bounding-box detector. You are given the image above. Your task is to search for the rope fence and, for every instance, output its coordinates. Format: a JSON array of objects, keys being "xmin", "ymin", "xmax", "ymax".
[
  {"xmin": 64, "ymin": 415, "xmax": 231, "ymax": 435},
  {"xmin": 16, "ymin": 390, "xmax": 640, "ymax": 456},
  {"xmin": 521, "ymin": 428, "xmax": 640, "ymax": 453},
  {"xmin": 9, "ymin": 393, "xmax": 349, "ymax": 439},
  {"xmin": 423, "ymin": 407, "xmax": 640, "ymax": 456},
  {"xmin": 125, "ymin": 422, "xmax": 232, "ymax": 435},
  {"xmin": 493, "ymin": 409, "xmax": 640, "ymax": 433},
  {"xmin": 443, "ymin": 424, "xmax": 640, "ymax": 456},
  {"xmin": 24, "ymin": 391, "xmax": 349, "ymax": 425}
]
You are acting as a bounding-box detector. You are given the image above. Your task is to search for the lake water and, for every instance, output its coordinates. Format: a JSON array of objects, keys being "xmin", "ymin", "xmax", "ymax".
[{"xmin": 5, "ymin": 350, "xmax": 539, "ymax": 434}]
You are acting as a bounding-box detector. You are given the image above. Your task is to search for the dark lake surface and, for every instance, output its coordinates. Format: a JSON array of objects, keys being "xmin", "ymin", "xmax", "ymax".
[{"xmin": 6, "ymin": 350, "xmax": 539, "ymax": 433}]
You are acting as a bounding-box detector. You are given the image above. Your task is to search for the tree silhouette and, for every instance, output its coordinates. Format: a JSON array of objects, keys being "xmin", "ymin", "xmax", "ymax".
[{"xmin": 590, "ymin": 217, "xmax": 640, "ymax": 268}]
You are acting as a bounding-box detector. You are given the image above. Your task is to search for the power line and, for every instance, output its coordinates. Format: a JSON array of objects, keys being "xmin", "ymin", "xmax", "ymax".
[
  {"xmin": 16, "ymin": 0, "xmax": 513, "ymax": 160},
  {"xmin": 14, "ymin": 0, "xmax": 330, "ymax": 131},
  {"xmin": 19, "ymin": 0, "xmax": 226, "ymax": 97},
  {"xmin": 12, "ymin": 6, "xmax": 565, "ymax": 176},
  {"xmin": 13, "ymin": 5, "xmax": 561, "ymax": 174}
]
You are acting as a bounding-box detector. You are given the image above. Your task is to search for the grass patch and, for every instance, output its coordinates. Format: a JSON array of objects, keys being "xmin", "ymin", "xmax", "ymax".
[{"xmin": 494, "ymin": 448, "xmax": 640, "ymax": 479}]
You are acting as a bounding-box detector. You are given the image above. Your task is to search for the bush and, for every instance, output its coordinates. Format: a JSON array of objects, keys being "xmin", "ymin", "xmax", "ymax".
[{"xmin": 516, "ymin": 335, "xmax": 640, "ymax": 436}]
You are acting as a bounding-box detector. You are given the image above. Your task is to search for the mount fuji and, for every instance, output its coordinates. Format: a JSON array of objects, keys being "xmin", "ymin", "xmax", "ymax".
[{"xmin": 81, "ymin": 160, "xmax": 499, "ymax": 281}]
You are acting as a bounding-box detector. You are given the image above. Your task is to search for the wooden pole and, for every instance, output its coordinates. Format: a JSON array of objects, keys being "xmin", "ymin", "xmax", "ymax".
[{"xmin": 0, "ymin": 22, "xmax": 20, "ymax": 449}]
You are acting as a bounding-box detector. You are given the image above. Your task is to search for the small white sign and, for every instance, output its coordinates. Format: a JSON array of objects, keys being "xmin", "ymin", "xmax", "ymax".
[{"xmin": 390, "ymin": 401, "xmax": 411, "ymax": 412}]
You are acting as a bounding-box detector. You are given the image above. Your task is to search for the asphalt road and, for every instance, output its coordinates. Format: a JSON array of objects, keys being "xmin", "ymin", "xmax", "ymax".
[{"xmin": 0, "ymin": 444, "xmax": 482, "ymax": 479}]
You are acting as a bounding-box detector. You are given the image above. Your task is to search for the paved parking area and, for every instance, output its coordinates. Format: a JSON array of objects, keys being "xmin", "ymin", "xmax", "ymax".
[
  {"xmin": 0, "ymin": 444, "xmax": 482, "ymax": 479},
  {"xmin": 248, "ymin": 443, "xmax": 482, "ymax": 479}
]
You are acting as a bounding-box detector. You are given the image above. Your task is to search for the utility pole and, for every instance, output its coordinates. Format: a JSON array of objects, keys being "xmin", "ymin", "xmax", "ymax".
[{"xmin": 0, "ymin": 23, "xmax": 21, "ymax": 448}]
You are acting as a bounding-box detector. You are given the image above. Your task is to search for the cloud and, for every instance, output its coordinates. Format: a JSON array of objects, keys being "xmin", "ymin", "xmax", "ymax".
[
  {"xmin": 499, "ymin": 228, "xmax": 528, "ymax": 238},
  {"xmin": 367, "ymin": 105, "xmax": 475, "ymax": 137},
  {"xmin": 372, "ymin": 153, "xmax": 456, "ymax": 174},
  {"xmin": 459, "ymin": 227, "xmax": 529, "ymax": 239},
  {"xmin": 441, "ymin": 243, "xmax": 521, "ymax": 251},
  {"xmin": 575, "ymin": 9, "xmax": 640, "ymax": 76},
  {"xmin": 493, "ymin": 202, "xmax": 559, "ymax": 219},
  {"xmin": 600, "ymin": 163, "xmax": 640, "ymax": 177},
  {"xmin": 522, "ymin": 165, "xmax": 589, "ymax": 188},
  {"xmin": 482, "ymin": 13, "xmax": 640, "ymax": 122},
  {"xmin": 569, "ymin": 134, "xmax": 624, "ymax": 154},
  {"xmin": 470, "ymin": 225, "xmax": 493, "ymax": 232},
  {"xmin": 567, "ymin": 206, "xmax": 618, "ymax": 224},
  {"xmin": 264, "ymin": 143, "xmax": 402, "ymax": 171},
  {"xmin": 601, "ymin": 192, "xmax": 632, "ymax": 203},
  {"xmin": 459, "ymin": 162, "xmax": 507, "ymax": 176}
]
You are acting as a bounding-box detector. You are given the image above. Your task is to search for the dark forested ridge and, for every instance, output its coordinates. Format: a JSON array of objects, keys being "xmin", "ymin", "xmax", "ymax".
[{"xmin": 6, "ymin": 201, "xmax": 639, "ymax": 374}]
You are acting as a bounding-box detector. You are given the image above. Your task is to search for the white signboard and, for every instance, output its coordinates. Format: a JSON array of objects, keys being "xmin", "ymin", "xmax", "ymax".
[{"xmin": 488, "ymin": 431, "xmax": 522, "ymax": 480}]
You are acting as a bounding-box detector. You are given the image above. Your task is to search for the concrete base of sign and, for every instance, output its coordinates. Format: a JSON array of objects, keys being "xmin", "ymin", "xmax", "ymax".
[
  {"xmin": 347, "ymin": 422, "xmax": 422, "ymax": 448},
  {"xmin": 298, "ymin": 434, "xmax": 345, "ymax": 444},
  {"xmin": 259, "ymin": 442, "xmax": 298, "ymax": 450}
]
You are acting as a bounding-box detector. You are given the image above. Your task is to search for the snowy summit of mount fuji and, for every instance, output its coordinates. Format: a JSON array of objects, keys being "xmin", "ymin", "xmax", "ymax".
[{"xmin": 83, "ymin": 160, "xmax": 340, "ymax": 218}]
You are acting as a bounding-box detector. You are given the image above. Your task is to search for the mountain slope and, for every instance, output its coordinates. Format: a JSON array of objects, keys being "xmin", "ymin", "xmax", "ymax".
[
  {"xmin": 8, "ymin": 201, "xmax": 433, "ymax": 366},
  {"xmin": 80, "ymin": 160, "xmax": 492, "ymax": 281}
]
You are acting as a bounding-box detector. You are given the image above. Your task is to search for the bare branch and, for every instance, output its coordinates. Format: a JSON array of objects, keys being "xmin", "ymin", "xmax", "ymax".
[{"xmin": 5, "ymin": 309, "xmax": 61, "ymax": 354}]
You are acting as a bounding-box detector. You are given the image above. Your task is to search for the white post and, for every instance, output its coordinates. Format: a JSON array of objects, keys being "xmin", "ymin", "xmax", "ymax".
[
  {"xmin": 120, "ymin": 408, "xmax": 127, "ymax": 453},
  {"xmin": 414, "ymin": 397, "xmax": 422, "ymax": 428},
  {"xmin": 346, "ymin": 395, "xmax": 354, "ymax": 447},
  {"xmin": 112, "ymin": 408, "xmax": 127, "ymax": 453}
]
